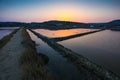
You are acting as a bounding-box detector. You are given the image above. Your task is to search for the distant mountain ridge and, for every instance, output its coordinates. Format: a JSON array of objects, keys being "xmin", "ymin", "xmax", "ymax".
[
  {"xmin": 108, "ymin": 20, "xmax": 120, "ymax": 24},
  {"xmin": 0, "ymin": 19, "xmax": 120, "ymax": 30}
]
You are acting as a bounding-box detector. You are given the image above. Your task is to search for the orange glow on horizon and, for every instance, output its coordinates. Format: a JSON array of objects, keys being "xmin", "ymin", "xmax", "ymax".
[
  {"xmin": 55, "ymin": 10, "xmax": 76, "ymax": 21},
  {"xmin": 40, "ymin": 5, "xmax": 83, "ymax": 22},
  {"xmin": 3, "ymin": 3, "xmax": 119, "ymax": 23}
]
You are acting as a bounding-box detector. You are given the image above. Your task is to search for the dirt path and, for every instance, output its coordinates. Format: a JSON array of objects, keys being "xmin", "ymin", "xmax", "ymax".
[{"xmin": 0, "ymin": 28, "xmax": 24, "ymax": 80}]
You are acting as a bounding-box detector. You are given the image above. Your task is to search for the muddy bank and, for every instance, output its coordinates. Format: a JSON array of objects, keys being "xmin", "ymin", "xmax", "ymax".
[
  {"xmin": 0, "ymin": 28, "xmax": 55, "ymax": 80},
  {"xmin": 20, "ymin": 28, "xmax": 55, "ymax": 80},
  {"xmin": 30, "ymin": 29, "xmax": 120, "ymax": 80}
]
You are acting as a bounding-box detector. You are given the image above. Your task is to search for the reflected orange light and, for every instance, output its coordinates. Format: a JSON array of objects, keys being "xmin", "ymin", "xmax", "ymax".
[
  {"xmin": 34, "ymin": 29, "xmax": 93, "ymax": 38},
  {"xmin": 52, "ymin": 29, "xmax": 91, "ymax": 37},
  {"xmin": 56, "ymin": 30, "xmax": 74, "ymax": 36}
]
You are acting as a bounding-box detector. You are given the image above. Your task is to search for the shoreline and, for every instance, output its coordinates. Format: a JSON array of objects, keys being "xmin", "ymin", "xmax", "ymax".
[
  {"xmin": 30, "ymin": 29, "xmax": 120, "ymax": 80},
  {"xmin": 0, "ymin": 28, "xmax": 56, "ymax": 80},
  {"xmin": 20, "ymin": 28, "xmax": 56, "ymax": 80},
  {"xmin": 0, "ymin": 29, "xmax": 19, "ymax": 49}
]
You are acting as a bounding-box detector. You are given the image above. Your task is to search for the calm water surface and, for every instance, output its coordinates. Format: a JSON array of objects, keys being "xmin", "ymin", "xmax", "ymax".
[
  {"xmin": 27, "ymin": 30, "xmax": 82, "ymax": 80},
  {"xmin": 0, "ymin": 27, "xmax": 19, "ymax": 30},
  {"xmin": 0, "ymin": 27, "xmax": 19, "ymax": 39},
  {"xmin": 30, "ymin": 28, "xmax": 120, "ymax": 76},
  {"xmin": 0, "ymin": 30, "xmax": 13, "ymax": 39},
  {"xmin": 34, "ymin": 28, "xmax": 96, "ymax": 38},
  {"xmin": 59, "ymin": 30, "xmax": 120, "ymax": 75}
]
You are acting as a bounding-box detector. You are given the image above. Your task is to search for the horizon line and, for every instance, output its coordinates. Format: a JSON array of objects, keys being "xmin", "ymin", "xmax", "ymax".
[{"xmin": 0, "ymin": 19, "xmax": 120, "ymax": 23}]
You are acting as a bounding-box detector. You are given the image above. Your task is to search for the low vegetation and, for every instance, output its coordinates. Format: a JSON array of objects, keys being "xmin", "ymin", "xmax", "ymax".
[
  {"xmin": 20, "ymin": 28, "xmax": 55, "ymax": 80},
  {"xmin": 0, "ymin": 29, "xmax": 19, "ymax": 49}
]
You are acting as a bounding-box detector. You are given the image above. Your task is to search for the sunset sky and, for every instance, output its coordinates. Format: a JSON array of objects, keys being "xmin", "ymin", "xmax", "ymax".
[{"xmin": 0, "ymin": 0, "xmax": 120, "ymax": 23}]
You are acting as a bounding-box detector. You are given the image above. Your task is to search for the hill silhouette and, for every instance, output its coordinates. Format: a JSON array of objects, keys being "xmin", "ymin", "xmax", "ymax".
[{"xmin": 0, "ymin": 19, "xmax": 120, "ymax": 30}]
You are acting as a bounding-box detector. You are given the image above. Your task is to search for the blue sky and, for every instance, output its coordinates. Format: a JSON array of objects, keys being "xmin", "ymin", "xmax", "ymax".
[{"xmin": 0, "ymin": 0, "xmax": 120, "ymax": 22}]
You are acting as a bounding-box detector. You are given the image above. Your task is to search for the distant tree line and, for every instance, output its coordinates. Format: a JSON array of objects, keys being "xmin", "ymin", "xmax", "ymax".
[{"xmin": 0, "ymin": 20, "xmax": 120, "ymax": 30}]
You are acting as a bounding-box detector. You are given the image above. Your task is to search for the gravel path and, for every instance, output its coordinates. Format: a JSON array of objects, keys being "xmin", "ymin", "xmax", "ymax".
[{"xmin": 0, "ymin": 28, "xmax": 24, "ymax": 80}]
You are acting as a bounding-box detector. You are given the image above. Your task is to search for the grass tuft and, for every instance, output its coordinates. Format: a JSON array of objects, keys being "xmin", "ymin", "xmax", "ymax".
[{"xmin": 20, "ymin": 28, "xmax": 54, "ymax": 80}]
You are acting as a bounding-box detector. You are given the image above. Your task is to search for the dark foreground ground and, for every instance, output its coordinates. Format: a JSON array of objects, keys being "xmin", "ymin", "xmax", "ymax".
[{"xmin": 0, "ymin": 27, "xmax": 120, "ymax": 80}]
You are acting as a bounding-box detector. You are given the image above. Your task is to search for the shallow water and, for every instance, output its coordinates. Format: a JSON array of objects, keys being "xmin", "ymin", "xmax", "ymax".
[
  {"xmin": 0, "ymin": 27, "xmax": 19, "ymax": 30},
  {"xmin": 33, "ymin": 28, "xmax": 96, "ymax": 38},
  {"xmin": 27, "ymin": 30, "xmax": 82, "ymax": 80},
  {"xmin": 59, "ymin": 30, "xmax": 120, "ymax": 76},
  {"xmin": 0, "ymin": 30, "xmax": 14, "ymax": 39}
]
